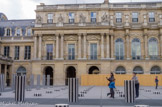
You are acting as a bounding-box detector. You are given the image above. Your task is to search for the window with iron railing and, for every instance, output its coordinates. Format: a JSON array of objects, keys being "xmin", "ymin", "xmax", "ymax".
[{"xmin": 47, "ymin": 13, "xmax": 53, "ymax": 23}]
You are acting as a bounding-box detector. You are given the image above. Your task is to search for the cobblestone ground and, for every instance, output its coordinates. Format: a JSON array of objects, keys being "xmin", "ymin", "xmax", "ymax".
[{"xmin": 0, "ymin": 86, "xmax": 162, "ymax": 107}]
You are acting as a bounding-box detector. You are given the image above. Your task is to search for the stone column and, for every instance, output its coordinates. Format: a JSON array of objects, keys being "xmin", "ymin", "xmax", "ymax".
[
  {"xmin": 106, "ymin": 34, "xmax": 110, "ymax": 59},
  {"xmin": 111, "ymin": 35, "xmax": 114, "ymax": 59},
  {"xmin": 38, "ymin": 35, "xmax": 42, "ymax": 60},
  {"xmin": 101, "ymin": 33, "xmax": 105, "ymax": 59},
  {"xmin": 0, "ymin": 64, "xmax": 1, "ymax": 74},
  {"xmin": 60, "ymin": 34, "xmax": 64, "ymax": 60},
  {"xmin": 126, "ymin": 34, "xmax": 130, "ymax": 60},
  {"xmin": 83, "ymin": 33, "xmax": 87, "ymax": 59},
  {"xmin": 56, "ymin": 34, "xmax": 59, "ymax": 59},
  {"xmin": 144, "ymin": 34, "xmax": 148, "ymax": 59},
  {"xmin": 4, "ymin": 65, "xmax": 7, "ymax": 86},
  {"xmin": 34, "ymin": 36, "xmax": 37, "ymax": 59},
  {"xmin": 78, "ymin": 34, "xmax": 82, "ymax": 59}
]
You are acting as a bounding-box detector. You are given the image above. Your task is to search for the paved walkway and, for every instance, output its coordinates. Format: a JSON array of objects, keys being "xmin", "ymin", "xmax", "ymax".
[{"xmin": 0, "ymin": 86, "xmax": 161, "ymax": 107}]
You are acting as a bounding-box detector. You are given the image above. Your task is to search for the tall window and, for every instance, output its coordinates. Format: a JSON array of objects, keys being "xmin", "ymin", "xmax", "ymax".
[
  {"xmin": 115, "ymin": 38, "xmax": 124, "ymax": 60},
  {"xmin": 27, "ymin": 28, "xmax": 31, "ymax": 36},
  {"xmin": 14, "ymin": 46, "xmax": 20, "ymax": 60},
  {"xmin": 132, "ymin": 12, "xmax": 138, "ymax": 22},
  {"xmin": 91, "ymin": 12, "xmax": 97, "ymax": 23},
  {"xmin": 69, "ymin": 12, "xmax": 75, "ymax": 23},
  {"xmin": 6, "ymin": 28, "xmax": 10, "ymax": 36},
  {"xmin": 131, "ymin": 38, "xmax": 141, "ymax": 60},
  {"xmin": 4, "ymin": 46, "xmax": 10, "ymax": 57},
  {"xmin": 116, "ymin": 13, "xmax": 122, "ymax": 23},
  {"xmin": 90, "ymin": 43, "xmax": 97, "ymax": 60},
  {"xmin": 148, "ymin": 38, "xmax": 158, "ymax": 59},
  {"xmin": 149, "ymin": 12, "xmax": 155, "ymax": 22},
  {"xmin": 46, "ymin": 44, "xmax": 53, "ymax": 60},
  {"xmin": 47, "ymin": 13, "xmax": 53, "ymax": 23},
  {"xmin": 24, "ymin": 46, "xmax": 31, "ymax": 60},
  {"xmin": 68, "ymin": 44, "xmax": 75, "ymax": 60},
  {"xmin": 17, "ymin": 28, "xmax": 21, "ymax": 36}
]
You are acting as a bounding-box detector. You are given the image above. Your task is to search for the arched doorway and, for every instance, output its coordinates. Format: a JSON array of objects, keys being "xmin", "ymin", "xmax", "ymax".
[
  {"xmin": 16, "ymin": 66, "xmax": 26, "ymax": 76},
  {"xmin": 89, "ymin": 66, "xmax": 100, "ymax": 74},
  {"xmin": 44, "ymin": 66, "xmax": 53, "ymax": 86},
  {"xmin": 150, "ymin": 66, "xmax": 161, "ymax": 74},
  {"xmin": 115, "ymin": 66, "xmax": 126, "ymax": 74},
  {"xmin": 133, "ymin": 66, "xmax": 144, "ymax": 74},
  {"xmin": 65, "ymin": 66, "xmax": 76, "ymax": 85}
]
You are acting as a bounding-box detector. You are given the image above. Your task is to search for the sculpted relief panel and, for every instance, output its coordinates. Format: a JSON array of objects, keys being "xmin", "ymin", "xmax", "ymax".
[{"xmin": 87, "ymin": 35, "xmax": 100, "ymax": 41}]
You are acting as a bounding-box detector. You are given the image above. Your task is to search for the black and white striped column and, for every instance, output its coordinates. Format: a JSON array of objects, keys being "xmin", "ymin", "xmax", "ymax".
[
  {"xmin": 0, "ymin": 74, "xmax": 5, "ymax": 92},
  {"xmin": 124, "ymin": 80, "xmax": 135, "ymax": 103},
  {"xmin": 15, "ymin": 75, "xmax": 26, "ymax": 102},
  {"xmin": 68, "ymin": 78, "xmax": 79, "ymax": 103}
]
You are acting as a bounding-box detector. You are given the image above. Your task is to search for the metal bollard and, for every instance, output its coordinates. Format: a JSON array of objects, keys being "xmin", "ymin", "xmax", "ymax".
[
  {"xmin": 55, "ymin": 104, "xmax": 69, "ymax": 107},
  {"xmin": 134, "ymin": 105, "xmax": 149, "ymax": 107}
]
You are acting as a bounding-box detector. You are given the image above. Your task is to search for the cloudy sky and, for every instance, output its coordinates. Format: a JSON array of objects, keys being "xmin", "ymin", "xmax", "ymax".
[{"xmin": 0, "ymin": 0, "xmax": 162, "ymax": 20}]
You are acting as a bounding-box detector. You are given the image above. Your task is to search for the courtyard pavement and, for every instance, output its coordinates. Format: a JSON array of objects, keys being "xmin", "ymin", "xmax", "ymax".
[{"xmin": 0, "ymin": 86, "xmax": 161, "ymax": 107}]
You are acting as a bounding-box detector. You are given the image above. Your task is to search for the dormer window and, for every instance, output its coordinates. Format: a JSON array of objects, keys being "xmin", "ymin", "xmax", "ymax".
[
  {"xmin": 27, "ymin": 28, "xmax": 31, "ymax": 36},
  {"xmin": 6, "ymin": 28, "xmax": 10, "ymax": 36},
  {"xmin": 17, "ymin": 28, "xmax": 21, "ymax": 36},
  {"xmin": 91, "ymin": 12, "xmax": 96, "ymax": 23},
  {"xmin": 116, "ymin": 12, "xmax": 122, "ymax": 23},
  {"xmin": 69, "ymin": 12, "xmax": 75, "ymax": 23},
  {"xmin": 149, "ymin": 12, "xmax": 155, "ymax": 22},
  {"xmin": 47, "ymin": 13, "xmax": 53, "ymax": 23}
]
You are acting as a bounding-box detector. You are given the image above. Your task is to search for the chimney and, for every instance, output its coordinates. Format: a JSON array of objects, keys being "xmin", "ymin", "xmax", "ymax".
[{"xmin": 104, "ymin": 0, "xmax": 109, "ymax": 4}]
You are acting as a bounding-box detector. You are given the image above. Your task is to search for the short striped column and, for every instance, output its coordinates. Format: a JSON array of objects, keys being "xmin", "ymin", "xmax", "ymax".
[
  {"xmin": 68, "ymin": 78, "xmax": 79, "ymax": 103},
  {"xmin": 0, "ymin": 74, "xmax": 5, "ymax": 92},
  {"xmin": 124, "ymin": 80, "xmax": 135, "ymax": 103},
  {"xmin": 15, "ymin": 75, "xmax": 26, "ymax": 102}
]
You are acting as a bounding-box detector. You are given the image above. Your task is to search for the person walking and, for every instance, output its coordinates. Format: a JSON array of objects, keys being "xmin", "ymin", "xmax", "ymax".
[
  {"xmin": 132, "ymin": 73, "xmax": 139, "ymax": 98},
  {"xmin": 106, "ymin": 72, "xmax": 115, "ymax": 98},
  {"xmin": 155, "ymin": 76, "xmax": 159, "ymax": 89},
  {"xmin": 107, "ymin": 79, "xmax": 116, "ymax": 98}
]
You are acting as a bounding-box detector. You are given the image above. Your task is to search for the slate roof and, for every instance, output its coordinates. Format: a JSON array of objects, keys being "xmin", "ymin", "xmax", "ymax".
[
  {"xmin": 0, "ymin": 19, "xmax": 35, "ymax": 36},
  {"xmin": 0, "ymin": 13, "xmax": 8, "ymax": 21}
]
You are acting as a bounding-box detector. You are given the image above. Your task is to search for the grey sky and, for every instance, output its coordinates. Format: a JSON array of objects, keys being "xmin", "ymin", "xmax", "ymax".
[{"xmin": 0, "ymin": 0, "xmax": 162, "ymax": 20}]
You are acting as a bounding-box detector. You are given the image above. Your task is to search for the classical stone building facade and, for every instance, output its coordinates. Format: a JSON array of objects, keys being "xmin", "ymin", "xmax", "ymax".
[{"xmin": 0, "ymin": 0, "xmax": 162, "ymax": 86}]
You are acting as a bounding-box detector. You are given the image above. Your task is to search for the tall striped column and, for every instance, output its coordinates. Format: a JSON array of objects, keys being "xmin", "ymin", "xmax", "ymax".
[
  {"xmin": 68, "ymin": 78, "xmax": 79, "ymax": 103},
  {"xmin": 15, "ymin": 75, "xmax": 26, "ymax": 102},
  {"xmin": 124, "ymin": 80, "xmax": 135, "ymax": 103},
  {"xmin": 0, "ymin": 74, "xmax": 5, "ymax": 92}
]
